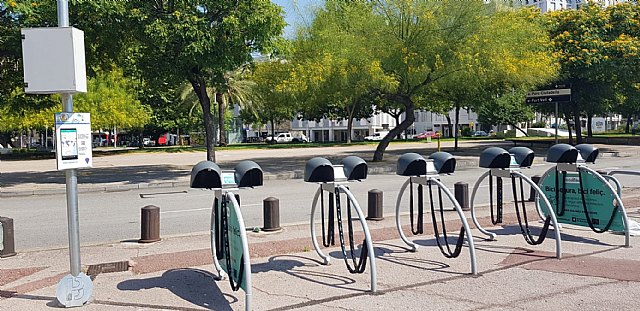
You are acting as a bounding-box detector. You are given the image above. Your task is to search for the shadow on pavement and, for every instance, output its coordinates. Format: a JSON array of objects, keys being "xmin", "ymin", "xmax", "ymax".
[
  {"xmin": 0, "ymin": 165, "xmax": 190, "ymax": 187},
  {"xmin": 116, "ymin": 268, "xmax": 234, "ymax": 311},
  {"xmin": 255, "ymin": 254, "xmax": 362, "ymax": 292}
]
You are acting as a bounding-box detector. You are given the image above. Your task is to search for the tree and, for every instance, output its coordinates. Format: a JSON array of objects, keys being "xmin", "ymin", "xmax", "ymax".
[
  {"xmin": 544, "ymin": 3, "xmax": 640, "ymax": 143},
  {"xmin": 285, "ymin": 3, "xmax": 396, "ymax": 143},
  {"xmin": 477, "ymin": 88, "xmax": 535, "ymax": 136},
  {"xmin": 73, "ymin": 68, "xmax": 151, "ymax": 134},
  {"xmin": 291, "ymin": 1, "xmax": 557, "ymax": 160},
  {"xmin": 250, "ymin": 59, "xmax": 297, "ymax": 139},
  {"xmin": 100, "ymin": 0, "xmax": 284, "ymax": 161}
]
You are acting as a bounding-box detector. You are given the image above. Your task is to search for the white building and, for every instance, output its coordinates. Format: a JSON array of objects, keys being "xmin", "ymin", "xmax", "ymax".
[
  {"xmin": 523, "ymin": 0, "xmax": 626, "ymax": 12},
  {"xmin": 286, "ymin": 108, "xmax": 480, "ymax": 142}
]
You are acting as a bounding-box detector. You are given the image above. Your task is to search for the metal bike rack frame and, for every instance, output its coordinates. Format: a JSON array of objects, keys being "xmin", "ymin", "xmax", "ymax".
[
  {"xmin": 395, "ymin": 175, "xmax": 478, "ymax": 275},
  {"xmin": 470, "ymin": 168, "xmax": 563, "ymax": 259},
  {"xmin": 310, "ymin": 182, "xmax": 378, "ymax": 292}
]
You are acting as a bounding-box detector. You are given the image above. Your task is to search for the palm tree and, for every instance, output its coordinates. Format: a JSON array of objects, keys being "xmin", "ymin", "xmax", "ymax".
[
  {"xmin": 213, "ymin": 67, "xmax": 257, "ymax": 146},
  {"xmin": 179, "ymin": 65, "xmax": 258, "ymax": 147}
]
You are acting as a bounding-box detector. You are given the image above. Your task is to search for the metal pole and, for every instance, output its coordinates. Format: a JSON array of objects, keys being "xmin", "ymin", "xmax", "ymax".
[
  {"xmin": 555, "ymin": 102, "xmax": 559, "ymax": 145},
  {"xmin": 57, "ymin": 0, "xmax": 69, "ymax": 27},
  {"xmin": 59, "ymin": 0, "xmax": 80, "ymax": 278}
]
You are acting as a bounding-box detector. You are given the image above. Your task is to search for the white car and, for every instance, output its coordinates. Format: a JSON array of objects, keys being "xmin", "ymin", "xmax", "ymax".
[
  {"xmin": 364, "ymin": 131, "xmax": 390, "ymax": 141},
  {"xmin": 265, "ymin": 132, "xmax": 309, "ymax": 143}
]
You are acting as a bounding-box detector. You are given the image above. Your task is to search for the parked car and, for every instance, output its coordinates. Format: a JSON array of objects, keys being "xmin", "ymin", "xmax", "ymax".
[
  {"xmin": 265, "ymin": 132, "xmax": 309, "ymax": 144},
  {"xmin": 364, "ymin": 131, "xmax": 390, "ymax": 141},
  {"xmin": 143, "ymin": 137, "xmax": 156, "ymax": 146},
  {"xmin": 415, "ymin": 131, "xmax": 440, "ymax": 139},
  {"xmin": 473, "ymin": 130, "xmax": 489, "ymax": 137}
]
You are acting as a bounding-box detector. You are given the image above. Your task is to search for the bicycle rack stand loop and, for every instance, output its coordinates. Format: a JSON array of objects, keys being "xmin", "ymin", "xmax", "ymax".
[
  {"xmin": 305, "ymin": 156, "xmax": 378, "ymax": 293},
  {"xmin": 190, "ymin": 160, "xmax": 263, "ymax": 311},
  {"xmin": 470, "ymin": 147, "xmax": 563, "ymax": 259},
  {"xmin": 537, "ymin": 144, "xmax": 631, "ymax": 247},
  {"xmin": 395, "ymin": 152, "xmax": 478, "ymax": 275}
]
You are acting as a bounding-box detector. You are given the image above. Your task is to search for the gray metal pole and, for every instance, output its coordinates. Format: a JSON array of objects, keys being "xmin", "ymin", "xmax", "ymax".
[
  {"xmin": 57, "ymin": 0, "xmax": 69, "ymax": 27},
  {"xmin": 58, "ymin": 0, "xmax": 81, "ymax": 277},
  {"xmin": 62, "ymin": 93, "xmax": 81, "ymax": 277},
  {"xmin": 555, "ymin": 102, "xmax": 559, "ymax": 145}
]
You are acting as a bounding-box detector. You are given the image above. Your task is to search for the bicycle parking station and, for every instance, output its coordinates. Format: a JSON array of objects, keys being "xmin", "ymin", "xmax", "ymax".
[
  {"xmin": 394, "ymin": 152, "xmax": 477, "ymax": 275},
  {"xmin": 190, "ymin": 160, "xmax": 264, "ymax": 311},
  {"xmin": 470, "ymin": 147, "xmax": 562, "ymax": 259},
  {"xmin": 305, "ymin": 156, "xmax": 377, "ymax": 292},
  {"xmin": 537, "ymin": 144, "xmax": 631, "ymax": 247}
]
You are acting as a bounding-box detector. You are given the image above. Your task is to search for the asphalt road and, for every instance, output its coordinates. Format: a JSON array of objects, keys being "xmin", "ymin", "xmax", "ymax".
[{"xmin": 3, "ymin": 154, "xmax": 640, "ymax": 251}]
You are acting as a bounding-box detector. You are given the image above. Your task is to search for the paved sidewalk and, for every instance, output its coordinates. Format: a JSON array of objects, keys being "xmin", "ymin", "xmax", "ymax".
[{"xmin": 1, "ymin": 196, "xmax": 640, "ymax": 310}]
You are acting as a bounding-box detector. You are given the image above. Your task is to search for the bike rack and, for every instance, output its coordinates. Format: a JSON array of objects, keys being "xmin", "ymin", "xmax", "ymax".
[
  {"xmin": 190, "ymin": 160, "xmax": 263, "ymax": 311},
  {"xmin": 306, "ymin": 156, "xmax": 377, "ymax": 293},
  {"xmin": 470, "ymin": 147, "xmax": 562, "ymax": 259},
  {"xmin": 394, "ymin": 152, "xmax": 477, "ymax": 275},
  {"xmin": 537, "ymin": 144, "xmax": 631, "ymax": 247}
]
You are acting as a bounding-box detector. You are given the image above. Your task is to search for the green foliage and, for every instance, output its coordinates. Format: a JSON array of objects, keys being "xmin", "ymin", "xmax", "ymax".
[
  {"xmin": 286, "ymin": 0, "xmax": 557, "ymax": 159},
  {"xmin": 544, "ymin": 3, "xmax": 640, "ymax": 139},
  {"xmin": 73, "ymin": 68, "xmax": 151, "ymax": 129},
  {"xmin": 249, "ymin": 59, "xmax": 297, "ymax": 135},
  {"xmin": 477, "ymin": 88, "xmax": 535, "ymax": 128}
]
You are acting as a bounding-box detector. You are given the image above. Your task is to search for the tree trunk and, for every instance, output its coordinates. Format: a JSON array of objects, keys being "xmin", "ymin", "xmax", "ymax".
[
  {"xmin": 573, "ymin": 106, "xmax": 582, "ymax": 144},
  {"xmin": 189, "ymin": 75, "xmax": 216, "ymax": 162},
  {"xmin": 373, "ymin": 95, "xmax": 414, "ymax": 161},
  {"xmin": 270, "ymin": 118, "xmax": 276, "ymax": 142},
  {"xmin": 446, "ymin": 115, "xmax": 453, "ymax": 138},
  {"xmin": 565, "ymin": 115, "xmax": 573, "ymax": 145},
  {"xmin": 346, "ymin": 114, "xmax": 354, "ymax": 144},
  {"xmin": 393, "ymin": 115, "xmax": 402, "ymax": 139},
  {"xmin": 454, "ymin": 105, "xmax": 460, "ymax": 151},
  {"xmin": 587, "ymin": 114, "xmax": 593, "ymax": 137},
  {"xmin": 216, "ymin": 92, "xmax": 227, "ymax": 146},
  {"xmin": 626, "ymin": 116, "xmax": 632, "ymax": 134}
]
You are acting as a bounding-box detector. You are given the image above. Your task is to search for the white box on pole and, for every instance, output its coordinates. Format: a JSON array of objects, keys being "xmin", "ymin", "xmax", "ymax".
[
  {"xmin": 55, "ymin": 113, "xmax": 93, "ymax": 170},
  {"xmin": 21, "ymin": 27, "xmax": 87, "ymax": 94}
]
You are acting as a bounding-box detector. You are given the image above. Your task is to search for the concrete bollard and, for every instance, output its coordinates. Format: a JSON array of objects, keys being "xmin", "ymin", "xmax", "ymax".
[
  {"xmin": 528, "ymin": 175, "xmax": 541, "ymax": 202},
  {"xmin": 0, "ymin": 216, "xmax": 17, "ymax": 258},
  {"xmin": 262, "ymin": 197, "xmax": 281, "ymax": 231},
  {"xmin": 366, "ymin": 189, "xmax": 384, "ymax": 221},
  {"xmin": 454, "ymin": 182, "xmax": 469, "ymax": 211},
  {"xmin": 140, "ymin": 205, "xmax": 161, "ymax": 243}
]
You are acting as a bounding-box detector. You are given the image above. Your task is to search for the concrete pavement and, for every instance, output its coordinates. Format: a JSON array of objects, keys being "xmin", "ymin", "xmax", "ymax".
[
  {"xmin": 1, "ymin": 199, "xmax": 640, "ymax": 310},
  {"xmin": 2, "ymin": 140, "xmax": 640, "ymax": 310}
]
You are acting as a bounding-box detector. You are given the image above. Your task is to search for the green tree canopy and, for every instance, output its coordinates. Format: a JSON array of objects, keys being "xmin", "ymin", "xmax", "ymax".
[{"xmin": 287, "ymin": 0, "xmax": 557, "ymax": 160}]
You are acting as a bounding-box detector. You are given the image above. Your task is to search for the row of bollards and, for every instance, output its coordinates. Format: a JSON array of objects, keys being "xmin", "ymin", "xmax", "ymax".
[
  {"xmin": 136, "ymin": 177, "xmax": 547, "ymax": 243},
  {"xmin": 1, "ymin": 178, "xmax": 542, "ymax": 255},
  {"xmin": 137, "ymin": 196, "xmax": 284, "ymax": 243}
]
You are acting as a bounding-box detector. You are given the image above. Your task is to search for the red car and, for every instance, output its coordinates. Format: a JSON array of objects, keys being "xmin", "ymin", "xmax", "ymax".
[{"xmin": 415, "ymin": 131, "xmax": 440, "ymax": 139}]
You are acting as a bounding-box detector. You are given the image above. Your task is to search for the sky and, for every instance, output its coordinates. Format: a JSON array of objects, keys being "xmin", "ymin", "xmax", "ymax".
[{"xmin": 270, "ymin": 0, "xmax": 324, "ymax": 38}]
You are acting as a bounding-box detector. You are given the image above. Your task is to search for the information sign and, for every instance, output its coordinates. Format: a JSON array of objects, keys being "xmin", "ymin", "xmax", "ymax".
[
  {"xmin": 54, "ymin": 113, "xmax": 92, "ymax": 170},
  {"xmin": 220, "ymin": 197, "xmax": 247, "ymax": 291},
  {"xmin": 539, "ymin": 170, "xmax": 624, "ymax": 231}
]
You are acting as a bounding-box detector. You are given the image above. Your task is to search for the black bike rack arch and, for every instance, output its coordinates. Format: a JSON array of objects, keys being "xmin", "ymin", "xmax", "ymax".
[
  {"xmin": 394, "ymin": 152, "xmax": 478, "ymax": 275},
  {"xmin": 470, "ymin": 147, "xmax": 563, "ymax": 259},
  {"xmin": 305, "ymin": 156, "xmax": 377, "ymax": 292}
]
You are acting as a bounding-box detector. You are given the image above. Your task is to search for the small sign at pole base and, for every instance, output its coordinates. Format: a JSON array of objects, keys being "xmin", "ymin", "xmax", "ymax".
[{"xmin": 55, "ymin": 273, "xmax": 93, "ymax": 307}]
